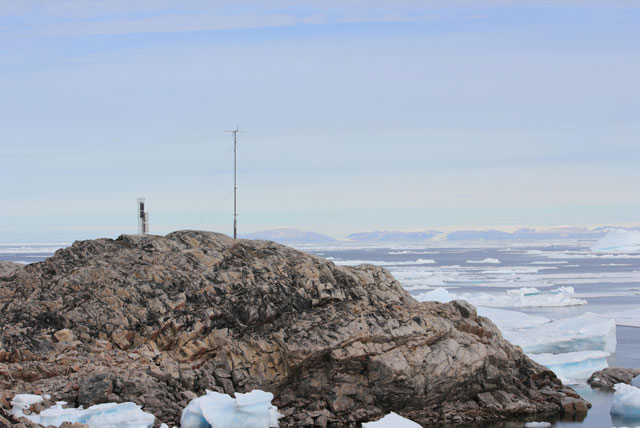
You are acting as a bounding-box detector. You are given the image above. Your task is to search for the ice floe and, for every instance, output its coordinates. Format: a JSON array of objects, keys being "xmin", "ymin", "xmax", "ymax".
[
  {"xmin": 466, "ymin": 258, "xmax": 500, "ymax": 264},
  {"xmin": 525, "ymin": 422, "xmax": 551, "ymax": 428},
  {"xmin": 181, "ymin": 389, "xmax": 281, "ymax": 428},
  {"xmin": 334, "ymin": 259, "xmax": 436, "ymax": 266},
  {"xmin": 414, "ymin": 286, "xmax": 586, "ymax": 308},
  {"xmin": 528, "ymin": 351, "xmax": 610, "ymax": 382},
  {"xmin": 476, "ymin": 307, "xmax": 550, "ymax": 332},
  {"xmin": 10, "ymin": 397, "xmax": 154, "ymax": 428},
  {"xmin": 611, "ymin": 383, "xmax": 640, "ymax": 419},
  {"xmin": 593, "ymin": 229, "xmax": 640, "ymax": 253},
  {"xmin": 504, "ymin": 313, "xmax": 616, "ymax": 354},
  {"xmin": 362, "ymin": 412, "xmax": 423, "ymax": 427}
]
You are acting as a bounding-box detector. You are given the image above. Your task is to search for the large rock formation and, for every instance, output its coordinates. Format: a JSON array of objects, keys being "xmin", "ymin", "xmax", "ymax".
[{"xmin": 0, "ymin": 231, "xmax": 588, "ymax": 426}]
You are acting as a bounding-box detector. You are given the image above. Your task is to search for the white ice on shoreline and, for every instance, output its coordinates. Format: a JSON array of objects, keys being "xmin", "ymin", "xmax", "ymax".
[
  {"xmin": 10, "ymin": 398, "xmax": 154, "ymax": 428},
  {"xmin": 504, "ymin": 313, "xmax": 616, "ymax": 354},
  {"xmin": 528, "ymin": 351, "xmax": 610, "ymax": 383},
  {"xmin": 362, "ymin": 412, "xmax": 423, "ymax": 427},
  {"xmin": 181, "ymin": 389, "xmax": 281, "ymax": 428},
  {"xmin": 611, "ymin": 383, "xmax": 640, "ymax": 418},
  {"xmin": 592, "ymin": 229, "xmax": 640, "ymax": 253}
]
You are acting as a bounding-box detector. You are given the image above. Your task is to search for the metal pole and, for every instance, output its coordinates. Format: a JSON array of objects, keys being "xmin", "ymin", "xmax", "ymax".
[
  {"xmin": 233, "ymin": 128, "xmax": 237, "ymax": 239},
  {"xmin": 226, "ymin": 127, "xmax": 243, "ymax": 239}
]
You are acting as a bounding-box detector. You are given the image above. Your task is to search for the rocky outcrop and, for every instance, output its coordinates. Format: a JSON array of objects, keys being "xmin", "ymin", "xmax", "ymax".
[
  {"xmin": 588, "ymin": 367, "xmax": 640, "ymax": 389},
  {"xmin": 0, "ymin": 261, "xmax": 21, "ymax": 279},
  {"xmin": 0, "ymin": 231, "xmax": 588, "ymax": 426}
]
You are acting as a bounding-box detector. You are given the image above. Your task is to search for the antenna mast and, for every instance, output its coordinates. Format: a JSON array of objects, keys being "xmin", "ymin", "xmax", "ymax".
[{"xmin": 225, "ymin": 127, "xmax": 243, "ymax": 239}]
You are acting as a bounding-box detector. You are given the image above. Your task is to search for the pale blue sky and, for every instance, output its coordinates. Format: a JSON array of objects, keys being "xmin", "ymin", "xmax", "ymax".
[{"xmin": 1, "ymin": 1, "xmax": 639, "ymax": 242}]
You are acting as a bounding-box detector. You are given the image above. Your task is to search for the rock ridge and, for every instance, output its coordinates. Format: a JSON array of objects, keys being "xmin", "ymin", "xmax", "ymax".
[{"xmin": 0, "ymin": 230, "xmax": 588, "ymax": 426}]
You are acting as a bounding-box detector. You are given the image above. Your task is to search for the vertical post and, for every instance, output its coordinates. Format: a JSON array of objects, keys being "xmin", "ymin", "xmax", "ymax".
[
  {"xmin": 233, "ymin": 128, "xmax": 237, "ymax": 240},
  {"xmin": 226, "ymin": 127, "xmax": 243, "ymax": 239}
]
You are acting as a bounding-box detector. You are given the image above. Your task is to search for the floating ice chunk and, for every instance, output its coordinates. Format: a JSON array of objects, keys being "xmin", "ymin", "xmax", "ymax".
[
  {"xmin": 181, "ymin": 389, "xmax": 281, "ymax": 428},
  {"xmin": 611, "ymin": 383, "xmax": 640, "ymax": 418},
  {"xmin": 528, "ymin": 351, "xmax": 610, "ymax": 382},
  {"xmin": 525, "ymin": 422, "xmax": 551, "ymax": 428},
  {"xmin": 466, "ymin": 258, "xmax": 500, "ymax": 264},
  {"xmin": 362, "ymin": 412, "xmax": 423, "ymax": 427},
  {"xmin": 414, "ymin": 288, "xmax": 454, "ymax": 303},
  {"xmin": 593, "ymin": 229, "xmax": 640, "ymax": 253},
  {"xmin": 476, "ymin": 307, "xmax": 550, "ymax": 332},
  {"xmin": 505, "ymin": 313, "xmax": 616, "ymax": 354}
]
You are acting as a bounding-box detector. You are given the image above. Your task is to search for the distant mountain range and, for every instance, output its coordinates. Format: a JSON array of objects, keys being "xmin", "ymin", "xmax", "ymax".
[
  {"xmin": 239, "ymin": 228, "xmax": 336, "ymax": 242},
  {"xmin": 240, "ymin": 226, "xmax": 640, "ymax": 243},
  {"xmin": 345, "ymin": 231, "xmax": 441, "ymax": 242}
]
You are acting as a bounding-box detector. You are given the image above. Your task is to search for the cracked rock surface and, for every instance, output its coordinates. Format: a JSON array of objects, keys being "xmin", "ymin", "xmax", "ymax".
[{"xmin": 0, "ymin": 231, "xmax": 589, "ymax": 426}]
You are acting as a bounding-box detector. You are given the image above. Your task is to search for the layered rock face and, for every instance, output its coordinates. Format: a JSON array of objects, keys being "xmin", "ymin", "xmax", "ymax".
[{"xmin": 0, "ymin": 231, "xmax": 587, "ymax": 426}]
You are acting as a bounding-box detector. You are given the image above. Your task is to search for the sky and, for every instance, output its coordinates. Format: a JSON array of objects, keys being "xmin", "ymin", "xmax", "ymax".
[{"xmin": 1, "ymin": 1, "xmax": 639, "ymax": 242}]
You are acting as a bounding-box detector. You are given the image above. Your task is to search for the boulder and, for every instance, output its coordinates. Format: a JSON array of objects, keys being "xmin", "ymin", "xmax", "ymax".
[
  {"xmin": 0, "ymin": 231, "xmax": 589, "ymax": 426},
  {"xmin": 588, "ymin": 367, "xmax": 640, "ymax": 389}
]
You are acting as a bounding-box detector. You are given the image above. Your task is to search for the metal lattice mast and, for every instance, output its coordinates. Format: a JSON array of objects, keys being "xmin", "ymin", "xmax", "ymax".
[{"xmin": 225, "ymin": 127, "xmax": 243, "ymax": 239}]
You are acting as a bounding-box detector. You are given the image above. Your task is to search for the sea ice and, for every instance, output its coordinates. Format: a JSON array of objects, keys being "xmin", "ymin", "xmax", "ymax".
[
  {"xmin": 11, "ymin": 398, "xmax": 155, "ymax": 428},
  {"xmin": 592, "ymin": 229, "xmax": 640, "ymax": 253},
  {"xmin": 525, "ymin": 422, "xmax": 551, "ymax": 428},
  {"xmin": 464, "ymin": 287, "xmax": 586, "ymax": 308},
  {"xmin": 504, "ymin": 313, "xmax": 616, "ymax": 354},
  {"xmin": 476, "ymin": 307, "xmax": 550, "ymax": 332},
  {"xmin": 362, "ymin": 412, "xmax": 423, "ymax": 427},
  {"xmin": 414, "ymin": 287, "xmax": 585, "ymax": 308},
  {"xmin": 466, "ymin": 258, "xmax": 500, "ymax": 264},
  {"xmin": 598, "ymin": 307, "xmax": 640, "ymax": 328},
  {"xmin": 528, "ymin": 351, "xmax": 610, "ymax": 382},
  {"xmin": 181, "ymin": 389, "xmax": 281, "ymax": 428},
  {"xmin": 611, "ymin": 383, "xmax": 640, "ymax": 418}
]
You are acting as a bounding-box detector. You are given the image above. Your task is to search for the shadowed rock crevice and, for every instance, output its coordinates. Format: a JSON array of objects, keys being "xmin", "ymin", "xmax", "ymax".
[{"xmin": 0, "ymin": 231, "xmax": 588, "ymax": 426}]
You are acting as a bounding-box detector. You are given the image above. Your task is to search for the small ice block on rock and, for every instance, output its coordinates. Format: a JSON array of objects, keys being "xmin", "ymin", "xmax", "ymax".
[{"xmin": 362, "ymin": 412, "xmax": 423, "ymax": 427}]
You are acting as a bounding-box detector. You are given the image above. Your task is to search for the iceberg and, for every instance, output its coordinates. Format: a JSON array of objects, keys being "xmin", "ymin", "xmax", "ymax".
[
  {"xmin": 528, "ymin": 351, "xmax": 610, "ymax": 382},
  {"xmin": 181, "ymin": 390, "xmax": 281, "ymax": 428},
  {"xmin": 592, "ymin": 229, "xmax": 640, "ymax": 253},
  {"xmin": 362, "ymin": 412, "xmax": 423, "ymax": 427},
  {"xmin": 611, "ymin": 383, "xmax": 640, "ymax": 418},
  {"xmin": 504, "ymin": 313, "xmax": 616, "ymax": 354},
  {"xmin": 476, "ymin": 307, "xmax": 550, "ymax": 332},
  {"xmin": 10, "ymin": 398, "xmax": 154, "ymax": 428}
]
